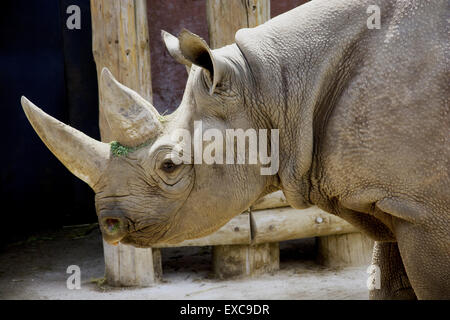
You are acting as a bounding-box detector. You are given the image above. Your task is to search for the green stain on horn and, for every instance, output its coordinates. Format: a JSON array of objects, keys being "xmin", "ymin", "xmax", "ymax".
[
  {"xmin": 110, "ymin": 141, "xmax": 131, "ymax": 157},
  {"xmin": 157, "ymin": 114, "xmax": 168, "ymax": 123},
  {"xmin": 157, "ymin": 110, "xmax": 169, "ymax": 123},
  {"xmin": 110, "ymin": 111, "xmax": 167, "ymax": 157},
  {"xmin": 110, "ymin": 138, "xmax": 155, "ymax": 157}
]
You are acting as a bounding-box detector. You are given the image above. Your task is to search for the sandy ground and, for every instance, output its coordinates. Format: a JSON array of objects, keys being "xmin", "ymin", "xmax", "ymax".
[{"xmin": 0, "ymin": 225, "xmax": 369, "ymax": 300}]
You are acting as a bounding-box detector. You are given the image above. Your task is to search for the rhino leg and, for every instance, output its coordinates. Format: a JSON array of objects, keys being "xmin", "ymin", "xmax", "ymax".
[
  {"xmin": 395, "ymin": 221, "xmax": 450, "ymax": 300},
  {"xmin": 369, "ymin": 242, "xmax": 416, "ymax": 300},
  {"xmin": 377, "ymin": 198, "xmax": 450, "ymax": 299}
]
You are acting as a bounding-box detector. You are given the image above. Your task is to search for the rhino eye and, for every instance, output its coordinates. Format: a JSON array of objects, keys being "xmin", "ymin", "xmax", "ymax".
[{"xmin": 161, "ymin": 159, "xmax": 178, "ymax": 173}]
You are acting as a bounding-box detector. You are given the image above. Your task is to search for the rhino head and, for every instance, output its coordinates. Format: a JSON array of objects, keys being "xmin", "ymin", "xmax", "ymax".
[{"xmin": 21, "ymin": 30, "xmax": 280, "ymax": 247}]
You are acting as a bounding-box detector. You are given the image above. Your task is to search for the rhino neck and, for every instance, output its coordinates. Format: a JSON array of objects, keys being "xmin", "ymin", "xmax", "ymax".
[{"xmin": 236, "ymin": 0, "xmax": 382, "ymax": 208}]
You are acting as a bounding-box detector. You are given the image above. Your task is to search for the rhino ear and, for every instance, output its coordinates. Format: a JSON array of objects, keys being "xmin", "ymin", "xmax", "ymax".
[
  {"xmin": 178, "ymin": 29, "xmax": 225, "ymax": 95},
  {"xmin": 161, "ymin": 30, "xmax": 192, "ymax": 74},
  {"xmin": 21, "ymin": 96, "xmax": 110, "ymax": 189},
  {"xmin": 100, "ymin": 68, "xmax": 162, "ymax": 147}
]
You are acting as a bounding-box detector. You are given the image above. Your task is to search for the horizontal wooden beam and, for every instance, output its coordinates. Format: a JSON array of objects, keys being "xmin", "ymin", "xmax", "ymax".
[
  {"xmin": 153, "ymin": 213, "xmax": 251, "ymax": 248},
  {"xmin": 251, "ymin": 207, "xmax": 359, "ymax": 244},
  {"xmin": 154, "ymin": 207, "xmax": 358, "ymax": 248}
]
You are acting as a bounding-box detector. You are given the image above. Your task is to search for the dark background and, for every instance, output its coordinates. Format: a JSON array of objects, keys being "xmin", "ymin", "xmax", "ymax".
[
  {"xmin": 0, "ymin": 0, "xmax": 307, "ymax": 246},
  {"xmin": 0, "ymin": 0, "xmax": 99, "ymax": 246}
]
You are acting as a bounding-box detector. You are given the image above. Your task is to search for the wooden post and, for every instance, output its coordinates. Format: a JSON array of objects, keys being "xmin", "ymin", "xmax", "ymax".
[
  {"xmin": 90, "ymin": 0, "xmax": 162, "ymax": 286},
  {"xmin": 213, "ymin": 243, "xmax": 279, "ymax": 279},
  {"xmin": 317, "ymin": 232, "xmax": 374, "ymax": 267},
  {"xmin": 206, "ymin": 0, "xmax": 275, "ymax": 278},
  {"xmin": 206, "ymin": 0, "xmax": 271, "ymax": 49}
]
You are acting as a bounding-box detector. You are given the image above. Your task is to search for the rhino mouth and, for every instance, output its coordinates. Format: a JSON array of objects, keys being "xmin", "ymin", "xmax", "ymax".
[{"xmin": 119, "ymin": 223, "xmax": 176, "ymax": 248}]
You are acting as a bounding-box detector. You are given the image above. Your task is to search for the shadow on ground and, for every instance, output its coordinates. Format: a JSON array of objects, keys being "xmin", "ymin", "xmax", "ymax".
[{"xmin": 0, "ymin": 226, "xmax": 369, "ymax": 299}]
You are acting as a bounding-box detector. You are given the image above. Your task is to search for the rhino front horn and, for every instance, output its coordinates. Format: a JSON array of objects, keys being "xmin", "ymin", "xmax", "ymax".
[
  {"xmin": 21, "ymin": 96, "xmax": 110, "ymax": 189},
  {"xmin": 100, "ymin": 68, "xmax": 163, "ymax": 147}
]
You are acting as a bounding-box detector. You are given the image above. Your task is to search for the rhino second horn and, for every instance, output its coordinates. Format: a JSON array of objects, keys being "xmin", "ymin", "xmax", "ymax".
[
  {"xmin": 21, "ymin": 96, "xmax": 110, "ymax": 189},
  {"xmin": 100, "ymin": 68, "xmax": 163, "ymax": 147}
]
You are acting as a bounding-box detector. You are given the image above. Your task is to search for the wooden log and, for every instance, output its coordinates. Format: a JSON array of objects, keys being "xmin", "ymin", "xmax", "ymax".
[
  {"xmin": 252, "ymin": 205, "xmax": 373, "ymax": 267},
  {"xmin": 154, "ymin": 213, "xmax": 251, "ymax": 248},
  {"xmin": 317, "ymin": 233, "xmax": 374, "ymax": 267},
  {"xmin": 212, "ymin": 243, "xmax": 279, "ymax": 279},
  {"xmin": 91, "ymin": 0, "xmax": 161, "ymax": 287},
  {"xmin": 153, "ymin": 207, "xmax": 362, "ymax": 248},
  {"xmin": 252, "ymin": 194, "xmax": 374, "ymax": 269},
  {"xmin": 251, "ymin": 207, "xmax": 359, "ymax": 244}
]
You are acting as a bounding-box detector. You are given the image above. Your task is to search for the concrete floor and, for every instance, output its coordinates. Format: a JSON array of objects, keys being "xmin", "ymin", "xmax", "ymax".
[{"xmin": 0, "ymin": 225, "xmax": 370, "ymax": 299}]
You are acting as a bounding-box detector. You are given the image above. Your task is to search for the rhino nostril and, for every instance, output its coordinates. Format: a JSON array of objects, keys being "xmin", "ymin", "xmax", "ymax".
[
  {"xmin": 99, "ymin": 213, "xmax": 129, "ymax": 245},
  {"xmin": 99, "ymin": 213, "xmax": 130, "ymax": 245},
  {"xmin": 104, "ymin": 218, "xmax": 122, "ymax": 234}
]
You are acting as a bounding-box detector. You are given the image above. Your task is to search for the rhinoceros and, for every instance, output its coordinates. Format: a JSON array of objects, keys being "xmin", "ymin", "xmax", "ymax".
[{"xmin": 21, "ymin": 0, "xmax": 448, "ymax": 299}]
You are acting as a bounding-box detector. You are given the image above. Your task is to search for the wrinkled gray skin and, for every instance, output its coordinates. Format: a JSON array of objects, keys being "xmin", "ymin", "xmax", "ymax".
[{"xmin": 21, "ymin": 0, "xmax": 449, "ymax": 299}]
